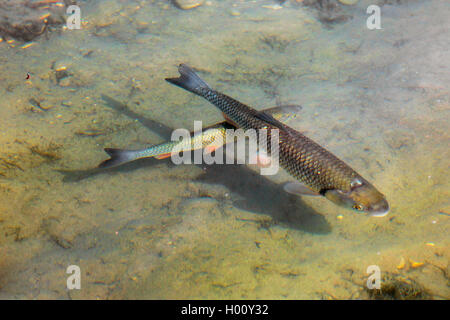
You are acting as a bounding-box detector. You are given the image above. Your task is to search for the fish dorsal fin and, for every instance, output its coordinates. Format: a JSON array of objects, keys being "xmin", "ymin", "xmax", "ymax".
[
  {"xmin": 263, "ymin": 104, "xmax": 302, "ymax": 123},
  {"xmin": 255, "ymin": 111, "xmax": 288, "ymax": 130},
  {"xmin": 206, "ymin": 104, "xmax": 301, "ymax": 130},
  {"xmin": 222, "ymin": 112, "xmax": 239, "ymax": 128},
  {"xmin": 248, "ymin": 151, "xmax": 273, "ymax": 168},
  {"xmin": 255, "ymin": 111, "xmax": 296, "ymax": 138}
]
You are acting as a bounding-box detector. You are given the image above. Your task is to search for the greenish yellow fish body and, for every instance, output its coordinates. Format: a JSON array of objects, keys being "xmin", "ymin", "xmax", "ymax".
[{"xmin": 99, "ymin": 105, "xmax": 299, "ymax": 169}]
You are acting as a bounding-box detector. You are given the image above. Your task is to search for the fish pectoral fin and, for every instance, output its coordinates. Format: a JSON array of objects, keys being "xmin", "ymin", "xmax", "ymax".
[
  {"xmin": 249, "ymin": 152, "xmax": 272, "ymax": 168},
  {"xmin": 204, "ymin": 144, "xmax": 222, "ymax": 155},
  {"xmin": 222, "ymin": 113, "xmax": 239, "ymax": 127},
  {"xmin": 283, "ymin": 182, "xmax": 320, "ymax": 196}
]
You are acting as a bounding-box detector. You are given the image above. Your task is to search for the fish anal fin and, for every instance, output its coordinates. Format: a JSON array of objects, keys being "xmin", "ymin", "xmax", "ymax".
[{"xmin": 155, "ymin": 153, "xmax": 172, "ymax": 160}]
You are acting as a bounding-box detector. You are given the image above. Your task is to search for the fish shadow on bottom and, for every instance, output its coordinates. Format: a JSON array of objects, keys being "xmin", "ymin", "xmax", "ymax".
[
  {"xmin": 56, "ymin": 157, "xmax": 163, "ymax": 182},
  {"xmin": 57, "ymin": 95, "xmax": 331, "ymax": 235},
  {"xmin": 194, "ymin": 163, "xmax": 331, "ymax": 235},
  {"xmin": 58, "ymin": 159, "xmax": 331, "ymax": 235}
]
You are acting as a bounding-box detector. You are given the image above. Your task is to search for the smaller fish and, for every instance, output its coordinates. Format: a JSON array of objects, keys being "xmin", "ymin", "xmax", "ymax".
[
  {"xmin": 99, "ymin": 104, "xmax": 301, "ymax": 169},
  {"xmin": 98, "ymin": 124, "xmax": 227, "ymax": 169}
]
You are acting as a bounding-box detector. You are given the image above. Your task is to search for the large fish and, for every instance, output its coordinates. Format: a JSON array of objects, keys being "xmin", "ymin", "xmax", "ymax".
[{"xmin": 166, "ymin": 64, "xmax": 389, "ymax": 216}]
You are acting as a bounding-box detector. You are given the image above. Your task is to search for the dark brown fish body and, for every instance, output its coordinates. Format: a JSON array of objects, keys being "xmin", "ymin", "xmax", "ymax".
[
  {"xmin": 166, "ymin": 64, "xmax": 389, "ymax": 216},
  {"xmin": 197, "ymin": 88, "xmax": 360, "ymax": 194}
]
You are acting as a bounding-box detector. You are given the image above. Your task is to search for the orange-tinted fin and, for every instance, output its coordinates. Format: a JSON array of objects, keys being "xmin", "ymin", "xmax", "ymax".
[
  {"xmin": 154, "ymin": 153, "xmax": 172, "ymax": 159},
  {"xmin": 222, "ymin": 112, "xmax": 239, "ymax": 127},
  {"xmin": 249, "ymin": 152, "xmax": 273, "ymax": 168},
  {"xmin": 257, "ymin": 155, "xmax": 272, "ymax": 168},
  {"xmin": 204, "ymin": 145, "xmax": 218, "ymax": 155}
]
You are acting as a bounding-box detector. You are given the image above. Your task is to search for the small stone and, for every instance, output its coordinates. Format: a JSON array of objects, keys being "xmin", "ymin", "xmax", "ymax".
[
  {"xmin": 181, "ymin": 197, "xmax": 218, "ymax": 213},
  {"xmin": 53, "ymin": 59, "xmax": 73, "ymax": 81},
  {"xmin": 80, "ymin": 48, "xmax": 94, "ymax": 57},
  {"xmin": 61, "ymin": 100, "xmax": 73, "ymax": 107},
  {"xmin": 39, "ymin": 101, "xmax": 53, "ymax": 110},
  {"xmin": 262, "ymin": 4, "xmax": 283, "ymax": 10},
  {"xmin": 174, "ymin": 0, "xmax": 204, "ymax": 10},
  {"xmin": 58, "ymin": 77, "xmax": 72, "ymax": 87},
  {"xmin": 53, "ymin": 59, "xmax": 72, "ymax": 72},
  {"xmin": 229, "ymin": 9, "xmax": 240, "ymax": 16},
  {"xmin": 338, "ymin": 0, "xmax": 359, "ymax": 5},
  {"xmin": 383, "ymin": 130, "xmax": 415, "ymax": 150}
]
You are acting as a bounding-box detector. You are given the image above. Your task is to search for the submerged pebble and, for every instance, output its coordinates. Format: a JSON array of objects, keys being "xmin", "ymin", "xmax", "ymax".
[
  {"xmin": 338, "ymin": 0, "xmax": 359, "ymax": 4},
  {"xmin": 53, "ymin": 59, "xmax": 73, "ymax": 81},
  {"xmin": 396, "ymin": 257, "xmax": 406, "ymax": 269},
  {"xmin": 229, "ymin": 9, "xmax": 241, "ymax": 16},
  {"xmin": 180, "ymin": 197, "xmax": 219, "ymax": 213},
  {"xmin": 383, "ymin": 130, "xmax": 415, "ymax": 150},
  {"xmin": 61, "ymin": 100, "xmax": 73, "ymax": 107},
  {"xmin": 174, "ymin": 0, "xmax": 204, "ymax": 10},
  {"xmin": 53, "ymin": 59, "xmax": 72, "ymax": 72},
  {"xmin": 262, "ymin": 4, "xmax": 283, "ymax": 10},
  {"xmin": 79, "ymin": 48, "xmax": 94, "ymax": 58},
  {"xmin": 58, "ymin": 77, "xmax": 72, "ymax": 87}
]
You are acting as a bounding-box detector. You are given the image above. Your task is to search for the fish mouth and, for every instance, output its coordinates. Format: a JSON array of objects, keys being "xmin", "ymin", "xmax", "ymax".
[{"xmin": 368, "ymin": 199, "xmax": 390, "ymax": 217}]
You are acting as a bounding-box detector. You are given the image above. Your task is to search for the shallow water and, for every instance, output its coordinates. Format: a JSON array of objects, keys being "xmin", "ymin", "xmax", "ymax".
[{"xmin": 0, "ymin": 0, "xmax": 448, "ymax": 299}]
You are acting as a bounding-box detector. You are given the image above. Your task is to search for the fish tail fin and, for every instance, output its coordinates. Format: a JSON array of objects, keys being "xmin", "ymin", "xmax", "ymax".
[
  {"xmin": 165, "ymin": 64, "xmax": 210, "ymax": 96},
  {"xmin": 98, "ymin": 148, "xmax": 139, "ymax": 169}
]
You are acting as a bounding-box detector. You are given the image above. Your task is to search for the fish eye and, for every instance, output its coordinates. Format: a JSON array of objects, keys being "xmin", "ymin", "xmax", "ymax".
[
  {"xmin": 350, "ymin": 178, "xmax": 363, "ymax": 189},
  {"xmin": 352, "ymin": 204, "xmax": 363, "ymax": 211}
]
